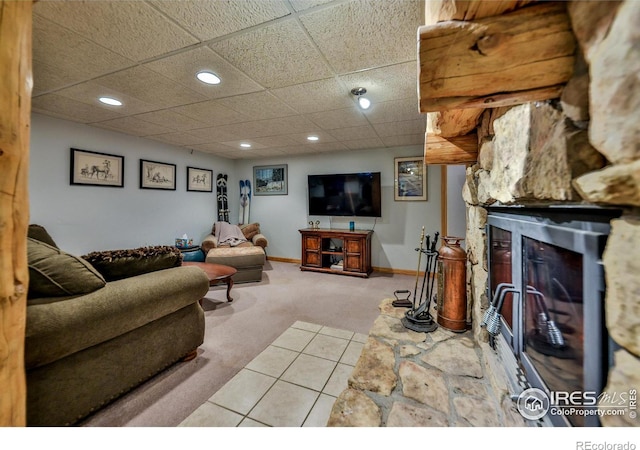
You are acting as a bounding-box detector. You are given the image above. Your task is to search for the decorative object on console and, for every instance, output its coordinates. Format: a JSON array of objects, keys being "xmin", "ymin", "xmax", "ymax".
[
  {"xmin": 187, "ymin": 166, "xmax": 213, "ymax": 192},
  {"xmin": 140, "ymin": 159, "xmax": 176, "ymax": 190},
  {"xmin": 394, "ymin": 156, "xmax": 427, "ymax": 201},
  {"xmin": 70, "ymin": 148, "xmax": 124, "ymax": 188},
  {"xmin": 254, "ymin": 164, "xmax": 288, "ymax": 196}
]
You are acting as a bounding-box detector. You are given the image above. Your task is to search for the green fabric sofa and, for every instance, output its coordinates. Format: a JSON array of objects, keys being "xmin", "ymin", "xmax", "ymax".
[{"xmin": 25, "ymin": 226, "xmax": 210, "ymax": 426}]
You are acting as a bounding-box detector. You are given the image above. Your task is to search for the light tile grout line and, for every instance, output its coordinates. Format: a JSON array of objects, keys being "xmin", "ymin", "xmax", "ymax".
[{"xmin": 202, "ymin": 321, "xmax": 360, "ymax": 427}]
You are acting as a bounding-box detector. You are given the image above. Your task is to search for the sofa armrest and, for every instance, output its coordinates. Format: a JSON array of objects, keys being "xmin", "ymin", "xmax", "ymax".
[
  {"xmin": 201, "ymin": 234, "xmax": 218, "ymax": 254},
  {"xmin": 252, "ymin": 233, "xmax": 268, "ymax": 249},
  {"xmin": 25, "ymin": 266, "xmax": 210, "ymax": 370}
]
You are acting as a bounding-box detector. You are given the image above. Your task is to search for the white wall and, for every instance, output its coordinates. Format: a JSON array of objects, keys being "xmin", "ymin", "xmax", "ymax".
[
  {"xmin": 446, "ymin": 165, "xmax": 467, "ymax": 248},
  {"xmin": 235, "ymin": 148, "xmax": 442, "ymax": 271},
  {"xmin": 29, "ymin": 114, "xmax": 235, "ymax": 255}
]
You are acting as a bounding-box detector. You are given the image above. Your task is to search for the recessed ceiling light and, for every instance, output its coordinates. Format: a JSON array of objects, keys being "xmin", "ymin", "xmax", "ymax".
[
  {"xmin": 98, "ymin": 97, "xmax": 122, "ymax": 106},
  {"xmin": 196, "ymin": 71, "xmax": 221, "ymax": 85},
  {"xmin": 240, "ymin": 143, "xmax": 251, "ymax": 148},
  {"xmin": 307, "ymin": 135, "xmax": 319, "ymax": 141}
]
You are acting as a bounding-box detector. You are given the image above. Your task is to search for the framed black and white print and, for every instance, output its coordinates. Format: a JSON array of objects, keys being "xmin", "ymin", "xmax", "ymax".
[
  {"xmin": 253, "ymin": 164, "xmax": 288, "ymax": 196},
  {"xmin": 70, "ymin": 148, "xmax": 124, "ymax": 187},
  {"xmin": 187, "ymin": 166, "xmax": 213, "ymax": 192},
  {"xmin": 394, "ymin": 156, "xmax": 427, "ymax": 201},
  {"xmin": 140, "ymin": 159, "xmax": 176, "ymax": 190}
]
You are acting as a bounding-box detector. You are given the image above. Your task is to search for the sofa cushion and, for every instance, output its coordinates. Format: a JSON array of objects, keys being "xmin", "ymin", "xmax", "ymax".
[
  {"xmin": 27, "ymin": 238, "xmax": 106, "ymax": 299},
  {"xmin": 27, "ymin": 224, "xmax": 58, "ymax": 248},
  {"xmin": 82, "ymin": 246, "xmax": 182, "ymax": 281}
]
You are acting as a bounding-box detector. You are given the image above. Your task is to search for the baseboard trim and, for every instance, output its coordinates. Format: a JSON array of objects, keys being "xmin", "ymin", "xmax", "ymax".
[
  {"xmin": 266, "ymin": 256, "xmax": 433, "ymax": 277},
  {"xmin": 266, "ymin": 256, "xmax": 300, "ymax": 264}
]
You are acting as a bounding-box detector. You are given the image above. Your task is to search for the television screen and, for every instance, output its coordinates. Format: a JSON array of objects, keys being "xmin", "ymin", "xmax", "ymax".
[{"xmin": 307, "ymin": 172, "xmax": 381, "ymax": 217}]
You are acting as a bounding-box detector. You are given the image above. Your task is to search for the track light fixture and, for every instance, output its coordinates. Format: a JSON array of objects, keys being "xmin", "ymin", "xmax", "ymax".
[{"xmin": 351, "ymin": 87, "xmax": 371, "ymax": 110}]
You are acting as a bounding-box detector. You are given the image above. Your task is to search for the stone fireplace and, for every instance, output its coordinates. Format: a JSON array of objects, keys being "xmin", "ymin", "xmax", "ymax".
[{"xmin": 463, "ymin": 1, "xmax": 639, "ymax": 427}]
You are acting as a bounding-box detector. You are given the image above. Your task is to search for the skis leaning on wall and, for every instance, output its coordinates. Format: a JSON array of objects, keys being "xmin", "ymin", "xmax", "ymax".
[
  {"xmin": 216, "ymin": 173, "xmax": 229, "ymax": 222},
  {"xmin": 239, "ymin": 179, "xmax": 251, "ymax": 224}
]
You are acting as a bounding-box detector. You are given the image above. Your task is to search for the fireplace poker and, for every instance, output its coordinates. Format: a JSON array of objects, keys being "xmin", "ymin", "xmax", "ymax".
[{"xmin": 411, "ymin": 227, "xmax": 426, "ymax": 310}]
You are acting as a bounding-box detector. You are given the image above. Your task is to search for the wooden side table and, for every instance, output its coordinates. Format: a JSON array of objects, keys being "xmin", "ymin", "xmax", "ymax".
[{"xmin": 182, "ymin": 261, "xmax": 237, "ymax": 302}]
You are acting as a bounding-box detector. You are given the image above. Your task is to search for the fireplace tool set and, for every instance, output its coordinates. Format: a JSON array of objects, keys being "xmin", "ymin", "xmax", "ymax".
[{"xmin": 393, "ymin": 226, "xmax": 439, "ymax": 333}]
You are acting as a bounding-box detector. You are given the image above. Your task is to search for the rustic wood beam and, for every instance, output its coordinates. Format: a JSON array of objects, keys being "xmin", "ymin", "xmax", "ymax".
[
  {"xmin": 424, "ymin": 133, "xmax": 478, "ymax": 165},
  {"xmin": 418, "ymin": 2, "xmax": 575, "ymax": 113},
  {"xmin": 0, "ymin": 0, "xmax": 32, "ymax": 427}
]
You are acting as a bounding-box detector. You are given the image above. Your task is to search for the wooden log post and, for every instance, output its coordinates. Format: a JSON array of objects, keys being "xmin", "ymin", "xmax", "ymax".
[
  {"xmin": 0, "ymin": 0, "xmax": 33, "ymax": 427},
  {"xmin": 419, "ymin": 1, "xmax": 576, "ymax": 113}
]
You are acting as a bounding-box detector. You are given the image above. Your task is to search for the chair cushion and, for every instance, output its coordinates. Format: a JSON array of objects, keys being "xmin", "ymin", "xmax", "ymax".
[
  {"xmin": 82, "ymin": 246, "xmax": 182, "ymax": 281},
  {"xmin": 240, "ymin": 223, "xmax": 261, "ymax": 240},
  {"xmin": 27, "ymin": 238, "xmax": 105, "ymax": 299}
]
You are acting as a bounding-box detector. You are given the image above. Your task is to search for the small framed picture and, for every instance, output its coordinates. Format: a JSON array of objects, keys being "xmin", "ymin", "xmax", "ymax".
[
  {"xmin": 187, "ymin": 166, "xmax": 213, "ymax": 192},
  {"xmin": 140, "ymin": 159, "xmax": 176, "ymax": 190},
  {"xmin": 394, "ymin": 156, "xmax": 427, "ymax": 201},
  {"xmin": 70, "ymin": 148, "xmax": 124, "ymax": 188},
  {"xmin": 253, "ymin": 164, "xmax": 288, "ymax": 196}
]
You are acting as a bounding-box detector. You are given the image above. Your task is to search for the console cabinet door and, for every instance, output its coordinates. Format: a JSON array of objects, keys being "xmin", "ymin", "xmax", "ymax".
[
  {"xmin": 303, "ymin": 235, "xmax": 321, "ymax": 267},
  {"xmin": 344, "ymin": 237, "xmax": 363, "ymax": 271}
]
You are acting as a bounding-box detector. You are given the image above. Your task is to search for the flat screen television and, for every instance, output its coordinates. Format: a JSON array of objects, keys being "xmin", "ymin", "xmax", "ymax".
[{"xmin": 307, "ymin": 172, "xmax": 382, "ymax": 217}]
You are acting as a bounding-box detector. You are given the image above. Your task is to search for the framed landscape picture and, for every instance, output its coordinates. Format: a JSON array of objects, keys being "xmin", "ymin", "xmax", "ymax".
[
  {"xmin": 253, "ymin": 164, "xmax": 288, "ymax": 196},
  {"xmin": 187, "ymin": 166, "xmax": 213, "ymax": 192},
  {"xmin": 70, "ymin": 148, "xmax": 124, "ymax": 187},
  {"xmin": 394, "ymin": 156, "xmax": 427, "ymax": 201},
  {"xmin": 140, "ymin": 159, "xmax": 176, "ymax": 190}
]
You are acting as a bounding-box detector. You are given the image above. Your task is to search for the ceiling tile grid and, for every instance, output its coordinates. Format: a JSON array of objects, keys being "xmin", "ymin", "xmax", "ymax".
[{"xmin": 31, "ymin": 0, "xmax": 427, "ymax": 159}]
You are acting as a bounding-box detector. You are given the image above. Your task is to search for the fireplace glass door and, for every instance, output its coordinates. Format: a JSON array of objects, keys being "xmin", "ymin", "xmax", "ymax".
[{"xmin": 487, "ymin": 208, "xmax": 615, "ymax": 427}]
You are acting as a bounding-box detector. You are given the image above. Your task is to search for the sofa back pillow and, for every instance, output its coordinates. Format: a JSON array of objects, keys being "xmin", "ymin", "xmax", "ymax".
[
  {"xmin": 27, "ymin": 224, "xmax": 58, "ymax": 248},
  {"xmin": 82, "ymin": 246, "xmax": 182, "ymax": 282},
  {"xmin": 240, "ymin": 223, "xmax": 261, "ymax": 240},
  {"xmin": 27, "ymin": 238, "xmax": 106, "ymax": 299}
]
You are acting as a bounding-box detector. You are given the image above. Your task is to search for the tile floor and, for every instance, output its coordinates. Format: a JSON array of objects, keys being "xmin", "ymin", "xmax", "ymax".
[{"xmin": 178, "ymin": 321, "xmax": 367, "ymax": 427}]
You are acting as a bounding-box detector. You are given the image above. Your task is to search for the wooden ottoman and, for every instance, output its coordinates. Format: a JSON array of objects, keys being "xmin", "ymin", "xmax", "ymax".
[{"xmin": 205, "ymin": 246, "xmax": 265, "ymax": 283}]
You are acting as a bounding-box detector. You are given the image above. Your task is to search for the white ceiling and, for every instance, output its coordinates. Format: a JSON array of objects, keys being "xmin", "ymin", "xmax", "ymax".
[{"xmin": 31, "ymin": 0, "xmax": 426, "ymax": 160}]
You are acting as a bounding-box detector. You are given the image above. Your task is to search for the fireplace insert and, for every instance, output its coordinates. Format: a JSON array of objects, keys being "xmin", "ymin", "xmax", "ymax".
[{"xmin": 486, "ymin": 206, "xmax": 621, "ymax": 426}]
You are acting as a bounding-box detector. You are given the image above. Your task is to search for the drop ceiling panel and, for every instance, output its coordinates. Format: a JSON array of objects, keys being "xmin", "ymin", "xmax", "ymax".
[
  {"xmin": 209, "ymin": 19, "xmax": 333, "ymax": 89},
  {"xmin": 172, "ymin": 100, "xmax": 250, "ymax": 126},
  {"xmin": 150, "ymin": 0, "xmax": 291, "ymax": 41},
  {"xmin": 94, "ymin": 66, "xmax": 207, "ymax": 109},
  {"xmin": 147, "ymin": 131, "xmax": 212, "ymax": 147},
  {"xmin": 380, "ymin": 134, "xmax": 424, "ymax": 147},
  {"xmin": 373, "ymin": 119, "xmax": 426, "ymax": 137},
  {"xmin": 366, "ymin": 99, "xmax": 423, "ymax": 124},
  {"xmin": 134, "ymin": 110, "xmax": 209, "ymax": 132},
  {"xmin": 190, "ymin": 142, "xmax": 237, "ymax": 154},
  {"xmin": 299, "ymin": 0, "xmax": 422, "ymax": 73},
  {"xmin": 306, "ymin": 108, "xmax": 369, "ymax": 130},
  {"xmin": 218, "ymin": 91, "xmax": 298, "ymax": 120},
  {"xmin": 92, "ymin": 116, "xmax": 170, "ymax": 137},
  {"xmin": 285, "ymin": 131, "xmax": 337, "ymax": 145},
  {"xmin": 327, "ymin": 125, "xmax": 379, "ymax": 141},
  {"xmin": 251, "ymin": 135, "xmax": 300, "ymax": 148},
  {"xmin": 33, "ymin": 1, "xmax": 198, "ymax": 61},
  {"xmin": 271, "ymin": 78, "xmax": 355, "ymax": 114},
  {"xmin": 32, "ymin": 94, "xmax": 123, "ymax": 124},
  {"xmin": 32, "ymin": 14, "xmax": 133, "ymax": 95},
  {"xmin": 289, "ymin": 0, "xmax": 335, "ymax": 12},
  {"xmin": 343, "ymin": 137, "xmax": 386, "ymax": 150},
  {"xmin": 52, "ymin": 81, "xmax": 160, "ymax": 116},
  {"xmin": 143, "ymin": 47, "xmax": 264, "ymax": 99},
  {"xmin": 339, "ymin": 62, "xmax": 418, "ymax": 103}
]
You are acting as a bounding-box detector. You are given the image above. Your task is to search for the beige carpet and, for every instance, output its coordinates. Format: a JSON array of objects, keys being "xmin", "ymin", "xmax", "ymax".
[{"xmin": 81, "ymin": 260, "xmax": 415, "ymax": 426}]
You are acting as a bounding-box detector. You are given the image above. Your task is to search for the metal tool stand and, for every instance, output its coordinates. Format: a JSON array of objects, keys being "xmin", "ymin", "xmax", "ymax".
[{"xmin": 402, "ymin": 232, "xmax": 439, "ymax": 333}]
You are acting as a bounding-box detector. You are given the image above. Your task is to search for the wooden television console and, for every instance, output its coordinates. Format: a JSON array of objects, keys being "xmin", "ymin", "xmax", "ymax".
[{"xmin": 299, "ymin": 228, "xmax": 373, "ymax": 278}]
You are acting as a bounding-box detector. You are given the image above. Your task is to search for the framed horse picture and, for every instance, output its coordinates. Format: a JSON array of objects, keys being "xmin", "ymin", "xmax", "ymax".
[{"xmin": 70, "ymin": 148, "xmax": 124, "ymax": 188}]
